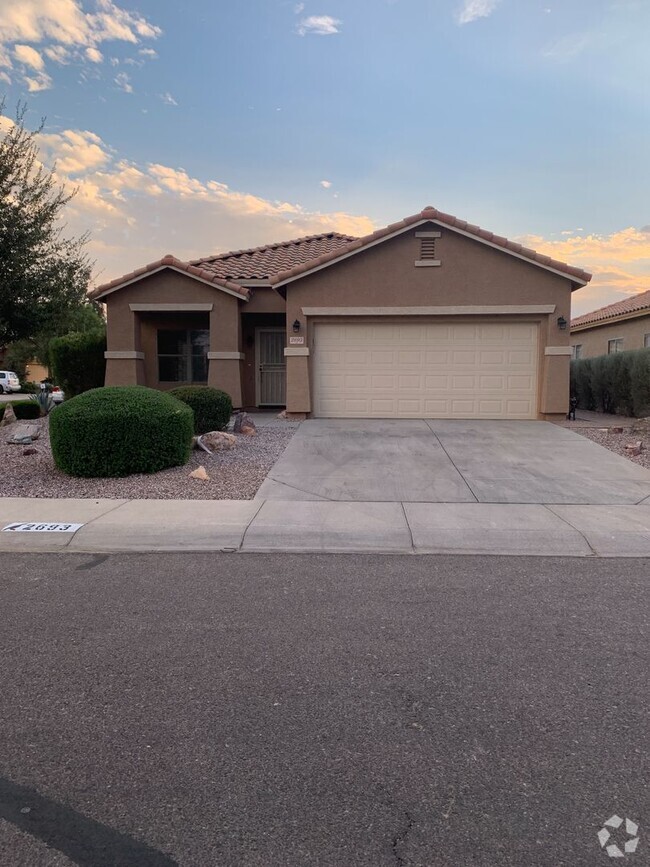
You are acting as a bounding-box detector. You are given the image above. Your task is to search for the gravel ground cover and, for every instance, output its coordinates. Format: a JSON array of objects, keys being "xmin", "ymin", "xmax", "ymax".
[
  {"xmin": 572, "ymin": 424, "xmax": 650, "ymax": 470},
  {"xmin": 0, "ymin": 416, "xmax": 297, "ymax": 500}
]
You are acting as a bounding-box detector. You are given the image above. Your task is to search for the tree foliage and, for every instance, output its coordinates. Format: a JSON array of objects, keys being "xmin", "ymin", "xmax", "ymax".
[{"xmin": 0, "ymin": 102, "xmax": 93, "ymax": 346}]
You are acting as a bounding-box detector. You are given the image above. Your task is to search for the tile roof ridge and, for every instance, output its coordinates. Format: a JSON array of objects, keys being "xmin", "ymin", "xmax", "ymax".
[
  {"xmin": 90, "ymin": 254, "xmax": 250, "ymax": 300},
  {"xmin": 269, "ymin": 205, "xmax": 592, "ymax": 286},
  {"xmin": 571, "ymin": 288, "xmax": 650, "ymax": 326},
  {"xmin": 190, "ymin": 231, "xmax": 358, "ymax": 265}
]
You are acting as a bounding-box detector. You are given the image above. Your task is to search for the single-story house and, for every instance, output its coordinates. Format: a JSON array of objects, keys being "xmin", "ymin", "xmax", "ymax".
[
  {"xmin": 90, "ymin": 205, "xmax": 591, "ymax": 421},
  {"xmin": 571, "ymin": 289, "xmax": 650, "ymax": 359}
]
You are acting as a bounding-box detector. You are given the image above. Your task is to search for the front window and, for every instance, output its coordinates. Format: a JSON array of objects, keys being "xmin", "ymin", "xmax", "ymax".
[
  {"xmin": 607, "ymin": 338, "xmax": 624, "ymax": 354},
  {"xmin": 158, "ymin": 329, "xmax": 209, "ymax": 382},
  {"xmin": 572, "ymin": 344, "xmax": 583, "ymax": 359},
  {"xmin": 644, "ymin": 333, "xmax": 650, "ymax": 348}
]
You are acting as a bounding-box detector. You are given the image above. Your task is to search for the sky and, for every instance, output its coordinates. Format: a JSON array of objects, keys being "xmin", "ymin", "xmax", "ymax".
[{"xmin": 0, "ymin": 0, "xmax": 649, "ymax": 316}]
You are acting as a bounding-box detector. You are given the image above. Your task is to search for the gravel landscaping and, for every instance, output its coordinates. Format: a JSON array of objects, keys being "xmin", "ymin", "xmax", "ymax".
[
  {"xmin": 573, "ymin": 424, "xmax": 650, "ymax": 470},
  {"xmin": 0, "ymin": 416, "xmax": 298, "ymax": 500}
]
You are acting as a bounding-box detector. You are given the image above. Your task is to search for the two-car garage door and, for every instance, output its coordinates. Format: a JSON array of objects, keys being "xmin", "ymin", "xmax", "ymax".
[{"xmin": 312, "ymin": 321, "xmax": 539, "ymax": 419}]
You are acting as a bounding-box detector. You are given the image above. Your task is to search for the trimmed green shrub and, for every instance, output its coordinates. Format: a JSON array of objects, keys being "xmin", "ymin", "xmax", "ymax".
[
  {"xmin": 12, "ymin": 401, "xmax": 41, "ymax": 420},
  {"xmin": 49, "ymin": 386, "xmax": 194, "ymax": 478},
  {"xmin": 169, "ymin": 386, "xmax": 232, "ymax": 434},
  {"xmin": 631, "ymin": 350, "xmax": 650, "ymax": 417},
  {"xmin": 49, "ymin": 329, "xmax": 106, "ymax": 398},
  {"xmin": 0, "ymin": 401, "xmax": 41, "ymax": 421},
  {"xmin": 571, "ymin": 348, "xmax": 650, "ymax": 417}
]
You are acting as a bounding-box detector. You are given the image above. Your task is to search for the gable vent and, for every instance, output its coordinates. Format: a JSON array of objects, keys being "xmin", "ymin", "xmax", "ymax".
[{"xmin": 415, "ymin": 231, "xmax": 441, "ymax": 267}]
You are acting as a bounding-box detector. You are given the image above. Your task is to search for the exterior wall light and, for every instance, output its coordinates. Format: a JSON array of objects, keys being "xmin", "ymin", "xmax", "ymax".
[
  {"xmin": 557, "ymin": 316, "xmax": 568, "ymax": 330},
  {"xmin": 292, "ymin": 319, "xmax": 301, "ymax": 333}
]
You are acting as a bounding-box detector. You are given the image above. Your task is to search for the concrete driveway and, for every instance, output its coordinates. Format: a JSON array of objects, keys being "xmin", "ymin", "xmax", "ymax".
[{"xmin": 256, "ymin": 419, "xmax": 650, "ymax": 505}]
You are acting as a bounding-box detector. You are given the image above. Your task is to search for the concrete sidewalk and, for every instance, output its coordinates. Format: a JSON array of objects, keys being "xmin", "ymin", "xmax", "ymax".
[{"xmin": 1, "ymin": 496, "xmax": 649, "ymax": 557}]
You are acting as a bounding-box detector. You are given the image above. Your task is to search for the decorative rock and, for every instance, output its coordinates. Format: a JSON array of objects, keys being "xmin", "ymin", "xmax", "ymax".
[
  {"xmin": 611, "ymin": 427, "xmax": 624, "ymax": 434},
  {"xmin": 233, "ymin": 412, "xmax": 257, "ymax": 434},
  {"xmin": 625, "ymin": 440, "xmax": 643, "ymax": 456},
  {"xmin": 0, "ymin": 404, "xmax": 16, "ymax": 427},
  {"xmin": 198, "ymin": 431, "xmax": 237, "ymax": 452},
  {"xmin": 22, "ymin": 447, "xmax": 38, "ymax": 456},
  {"xmin": 240, "ymin": 425, "xmax": 257, "ymax": 436},
  {"xmin": 276, "ymin": 410, "xmax": 287, "ymax": 419},
  {"xmin": 190, "ymin": 465, "xmax": 210, "ymax": 480},
  {"xmin": 7, "ymin": 424, "xmax": 40, "ymax": 445}
]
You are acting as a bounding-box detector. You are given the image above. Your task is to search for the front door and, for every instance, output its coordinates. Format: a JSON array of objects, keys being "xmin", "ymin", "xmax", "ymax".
[{"xmin": 257, "ymin": 329, "xmax": 286, "ymax": 406}]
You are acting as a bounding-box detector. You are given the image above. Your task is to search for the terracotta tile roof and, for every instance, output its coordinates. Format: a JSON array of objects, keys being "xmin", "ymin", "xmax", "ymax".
[
  {"xmin": 90, "ymin": 254, "xmax": 250, "ymax": 301},
  {"xmin": 269, "ymin": 206, "xmax": 593, "ymax": 286},
  {"xmin": 191, "ymin": 232, "xmax": 357, "ymax": 280},
  {"xmin": 571, "ymin": 288, "xmax": 650, "ymax": 328}
]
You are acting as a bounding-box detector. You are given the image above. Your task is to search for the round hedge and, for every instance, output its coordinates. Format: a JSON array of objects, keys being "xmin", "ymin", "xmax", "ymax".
[
  {"xmin": 169, "ymin": 386, "xmax": 232, "ymax": 434},
  {"xmin": 49, "ymin": 386, "xmax": 194, "ymax": 478}
]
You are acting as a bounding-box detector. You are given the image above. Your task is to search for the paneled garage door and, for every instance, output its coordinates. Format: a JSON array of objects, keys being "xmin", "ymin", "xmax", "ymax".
[{"xmin": 312, "ymin": 321, "xmax": 539, "ymax": 419}]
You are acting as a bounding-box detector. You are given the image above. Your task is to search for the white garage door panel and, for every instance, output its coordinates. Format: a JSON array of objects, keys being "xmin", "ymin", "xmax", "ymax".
[{"xmin": 312, "ymin": 321, "xmax": 538, "ymax": 419}]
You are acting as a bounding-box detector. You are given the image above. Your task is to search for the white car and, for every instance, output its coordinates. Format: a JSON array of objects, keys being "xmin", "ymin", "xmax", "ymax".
[{"xmin": 0, "ymin": 370, "xmax": 20, "ymax": 394}]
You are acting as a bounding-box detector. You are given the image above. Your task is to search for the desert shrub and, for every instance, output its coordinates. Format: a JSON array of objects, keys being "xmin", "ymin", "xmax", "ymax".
[
  {"xmin": 169, "ymin": 386, "xmax": 232, "ymax": 434},
  {"xmin": 571, "ymin": 349, "xmax": 650, "ymax": 417},
  {"xmin": 631, "ymin": 349, "xmax": 650, "ymax": 417},
  {"xmin": 19, "ymin": 380, "xmax": 40, "ymax": 393},
  {"xmin": 49, "ymin": 386, "xmax": 194, "ymax": 477},
  {"xmin": 49, "ymin": 329, "xmax": 106, "ymax": 398},
  {"xmin": 12, "ymin": 401, "xmax": 41, "ymax": 420},
  {"xmin": 571, "ymin": 358, "xmax": 595, "ymax": 410}
]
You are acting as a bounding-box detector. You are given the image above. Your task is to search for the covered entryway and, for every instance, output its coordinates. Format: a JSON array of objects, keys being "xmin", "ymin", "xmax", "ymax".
[
  {"xmin": 311, "ymin": 321, "xmax": 538, "ymax": 419},
  {"xmin": 256, "ymin": 328, "xmax": 286, "ymax": 406}
]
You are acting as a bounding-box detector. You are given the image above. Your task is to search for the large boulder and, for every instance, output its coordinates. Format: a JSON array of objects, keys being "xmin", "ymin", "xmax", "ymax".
[
  {"xmin": 7, "ymin": 424, "xmax": 40, "ymax": 445},
  {"xmin": 197, "ymin": 431, "xmax": 237, "ymax": 453}
]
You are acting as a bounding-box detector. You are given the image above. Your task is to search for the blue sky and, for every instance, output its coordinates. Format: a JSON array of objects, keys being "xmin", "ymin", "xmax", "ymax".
[{"xmin": 1, "ymin": 0, "xmax": 649, "ymax": 314}]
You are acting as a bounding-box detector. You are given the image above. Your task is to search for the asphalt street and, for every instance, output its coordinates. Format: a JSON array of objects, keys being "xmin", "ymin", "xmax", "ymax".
[{"xmin": 0, "ymin": 553, "xmax": 648, "ymax": 867}]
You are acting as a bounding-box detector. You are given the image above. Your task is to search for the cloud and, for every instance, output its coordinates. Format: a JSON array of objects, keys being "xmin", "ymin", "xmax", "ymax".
[
  {"xmin": 14, "ymin": 43, "xmax": 45, "ymax": 69},
  {"xmin": 159, "ymin": 91, "xmax": 177, "ymax": 106},
  {"xmin": 297, "ymin": 15, "xmax": 341, "ymax": 35},
  {"xmin": 114, "ymin": 71, "xmax": 132, "ymax": 92},
  {"xmin": 294, "ymin": 3, "xmax": 305, "ymax": 13},
  {"xmin": 139, "ymin": 47, "xmax": 157, "ymax": 58},
  {"xmin": 457, "ymin": 0, "xmax": 501, "ymax": 25},
  {"xmin": 0, "ymin": 0, "xmax": 160, "ymax": 89},
  {"xmin": 519, "ymin": 227, "xmax": 650, "ymax": 316},
  {"xmin": 0, "ymin": 115, "xmax": 375, "ymax": 285},
  {"xmin": 320, "ymin": 180, "xmax": 332, "ymax": 189},
  {"xmin": 85, "ymin": 45, "xmax": 103, "ymax": 62},
  {"xmin": 457, "ymin": 0, "xmax": 500, "ymax": 25}
]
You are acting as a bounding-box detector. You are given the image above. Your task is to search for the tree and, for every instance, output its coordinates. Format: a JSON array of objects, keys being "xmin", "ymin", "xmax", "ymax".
[{"xmin": 0, "ymin": 102, "xmax": 93, "ymax": 347}]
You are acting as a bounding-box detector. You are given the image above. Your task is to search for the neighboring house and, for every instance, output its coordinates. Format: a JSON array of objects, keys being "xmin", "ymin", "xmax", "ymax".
[
  {"xmin": 570, "ymin": 289, "xmax": 650, "ymax": 359},
  {"xmin": 90, "ymin": 205, "xmax": 591, "ymax": 421}
]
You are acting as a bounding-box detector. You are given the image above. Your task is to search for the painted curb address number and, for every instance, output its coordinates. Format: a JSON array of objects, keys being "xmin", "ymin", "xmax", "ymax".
[{"xmin": 2, "ymin": 522, "xmax": 84, "ymax": 533}]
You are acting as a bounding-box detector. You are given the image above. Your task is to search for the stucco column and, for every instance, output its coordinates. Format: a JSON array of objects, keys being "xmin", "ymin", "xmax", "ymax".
[
  {"xmin": 104, "ymin": 309, "xmax": 146, "ymax": 386},
  {"xmin": 285, "ymin": 350, "xmax": 310, "ymax": 415},
  {"xmin": 208, "ymin": 305, "xmax": 243, "ymax": 407},
  {"xmin": 540, "ymin": 352, "xmax": 571, "ymax": 417}
]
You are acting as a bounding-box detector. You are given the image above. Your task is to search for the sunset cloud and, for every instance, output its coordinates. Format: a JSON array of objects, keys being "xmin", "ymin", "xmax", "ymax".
[
  {"xmin": 520, "ymin": 227, "xmax": 650, "ymax": 316},
  {"xmin": 0, "ymin": 0, "xmax": 160, "ymax": 90},
  {"xmin": 0, "ymin": 116, "xmax": 374, "ymax": 285}
]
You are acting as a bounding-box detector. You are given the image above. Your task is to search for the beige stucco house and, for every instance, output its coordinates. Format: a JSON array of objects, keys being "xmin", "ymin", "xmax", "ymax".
[
  {"xmin": 571, "ymin": 289, "xmax": 650, "ymax": 359},
  {"xmin": 91, "ymin": 206, "xmax": 591, "ymax": 421}
]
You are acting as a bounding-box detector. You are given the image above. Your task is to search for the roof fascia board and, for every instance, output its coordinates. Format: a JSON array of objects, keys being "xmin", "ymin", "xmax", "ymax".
[{"xmin": 93, "ymin": 265, "xmax": 248, "ymax": 302}]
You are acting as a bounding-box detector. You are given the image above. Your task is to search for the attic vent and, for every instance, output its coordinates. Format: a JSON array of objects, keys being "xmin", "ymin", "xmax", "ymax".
[{"xmin": 415, "ymin": 231, "xmax": 441, "ymax": 267}]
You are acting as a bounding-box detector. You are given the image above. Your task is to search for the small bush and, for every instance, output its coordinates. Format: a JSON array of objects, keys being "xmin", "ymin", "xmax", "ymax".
[
  {"xmin": 12, "ymin": 401, "xmax": 42, "ymax": 420},
  {"xmin": 50, "ymin": 386, "xmax": 194, "ymax": 477},
  {"xmin": 169, "ymin": 386, "xmax": 232, "ymax": 434},
  {"xmin": 0, "ymin": 401, "xmax": 41, "ymax": 422},
  {"xmin": 571, "ymin": 348, "xmax": 650, "ymax": 417},
  {"xmin": 19, "ymin": 381, "xmax": 40, "ymax": 393},
  {"xmin": 49, "ymin": 329, "xmax": 106, "ymax": 398}
]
